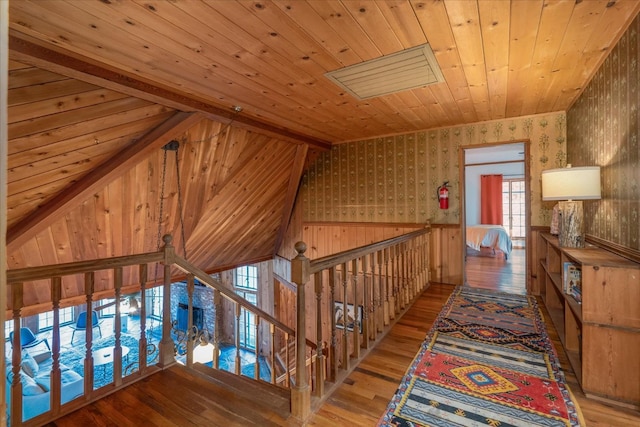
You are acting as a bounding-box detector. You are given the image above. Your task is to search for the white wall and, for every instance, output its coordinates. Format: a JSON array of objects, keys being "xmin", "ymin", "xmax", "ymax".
[{"xmin": 465, "ymin": 162, "xmax": 524, "ymax": 226}]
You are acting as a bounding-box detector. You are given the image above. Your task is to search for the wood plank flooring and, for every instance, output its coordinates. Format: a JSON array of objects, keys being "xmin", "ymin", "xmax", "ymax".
[
  {"xmin": 465, "ymin": 247, "xmax": 526, "ymax": 294},
  {"xmin": 48, "ymin": 277, "xmax": 640, "ymax": 426}
]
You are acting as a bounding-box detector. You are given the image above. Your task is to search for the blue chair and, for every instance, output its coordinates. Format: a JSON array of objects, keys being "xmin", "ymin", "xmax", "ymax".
[
  {"xmin": 9, "ymin": 327, "xmax": 50, "ymax": 352},
  {"xmin": 70, "ymin": 311, "xmax": 103, "ymax": 344}
]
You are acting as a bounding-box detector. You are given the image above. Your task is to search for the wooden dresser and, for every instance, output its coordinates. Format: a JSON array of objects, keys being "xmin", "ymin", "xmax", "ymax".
[{"xmin": 538, "ymin": 233, "xmax": 640, "ymax": 409}]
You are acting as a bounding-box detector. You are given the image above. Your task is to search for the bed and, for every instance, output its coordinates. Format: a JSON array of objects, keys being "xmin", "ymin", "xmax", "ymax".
[{"xmin": 466, "ymin": 225, "xmax": 513, "ymax": 260}]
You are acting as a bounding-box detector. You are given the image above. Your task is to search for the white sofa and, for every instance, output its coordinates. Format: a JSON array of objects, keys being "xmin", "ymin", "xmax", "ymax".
[{"xmin": 6, "ymin": 351, "xmax": 84, "ymax": 422}]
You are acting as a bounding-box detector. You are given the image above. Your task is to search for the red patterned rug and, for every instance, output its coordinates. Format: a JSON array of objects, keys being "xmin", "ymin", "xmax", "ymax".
[{"xmin": 377, "ymin": 286, "xmax": 584, "ymax": 426}]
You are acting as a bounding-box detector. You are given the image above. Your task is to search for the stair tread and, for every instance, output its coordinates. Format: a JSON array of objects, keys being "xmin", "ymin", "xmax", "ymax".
[{"xmin": 188, "ymin": 363, "xmax": 291, "ymax": 417}]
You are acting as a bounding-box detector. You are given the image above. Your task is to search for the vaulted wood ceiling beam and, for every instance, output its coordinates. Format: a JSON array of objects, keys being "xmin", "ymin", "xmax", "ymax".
[
  {"xmin": 274, "ymin": 144, "xmax": 308, "ymax": 255},
  {"xmin": 6, "ymin": 111, "xmax": 203, "ymax": 254},
  {"xmin": 8, "ymin": 32, "xmax": 332, "ymax": 150}
]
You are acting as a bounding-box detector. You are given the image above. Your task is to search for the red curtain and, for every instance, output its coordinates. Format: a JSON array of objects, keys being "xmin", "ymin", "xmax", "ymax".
[{"xmin": 481, "ymin": 174, "xmax": 503, "ymax": 225}]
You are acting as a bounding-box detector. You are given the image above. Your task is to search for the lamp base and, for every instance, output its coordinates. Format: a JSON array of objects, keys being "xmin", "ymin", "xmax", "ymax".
[{"xmin": 558, "ymin": 200, "xmax": 584, "ymax": 248}]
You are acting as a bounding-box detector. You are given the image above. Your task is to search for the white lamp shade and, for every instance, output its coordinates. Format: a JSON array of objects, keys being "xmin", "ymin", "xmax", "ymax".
[{"xmin": 541, "ymin": 166, "xmax": 601, "ymax": 201}]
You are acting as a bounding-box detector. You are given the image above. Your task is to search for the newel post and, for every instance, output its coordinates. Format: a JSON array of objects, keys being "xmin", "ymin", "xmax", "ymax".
[
  {"xmin": 159, "ymin": 234, "xmax": 176, "ymax": 368},
  {"xmin": 291, "ymin": 241, "xmax": 311, "ymax": 420}
]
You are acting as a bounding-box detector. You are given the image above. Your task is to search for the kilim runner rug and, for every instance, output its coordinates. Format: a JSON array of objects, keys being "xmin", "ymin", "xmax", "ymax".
[{"xmin": 377, "ymin": 286, "xmax": 584, "ymax": 426}]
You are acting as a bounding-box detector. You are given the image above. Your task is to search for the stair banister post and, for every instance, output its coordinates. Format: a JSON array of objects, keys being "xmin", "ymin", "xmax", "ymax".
[
  {"xmin": 159, "ymin": 234, "xmax": 176, "ymax": 368},
  {"xmin": 291, "ymin": 241, "xmax": 311, "ymax": 420}
]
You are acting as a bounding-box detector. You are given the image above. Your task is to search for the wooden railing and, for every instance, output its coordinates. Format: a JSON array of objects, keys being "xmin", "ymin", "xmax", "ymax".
[
  {"xmin": 287, "ymin": 226, "xmax": 431, "ymax": 417},
  {"xmin": 5, "ymin": 227, "xmax": 430, "ymax": 425},
  {"xmin": 4, "ymin": 235, "xmax": 316, "ymax": 426}
]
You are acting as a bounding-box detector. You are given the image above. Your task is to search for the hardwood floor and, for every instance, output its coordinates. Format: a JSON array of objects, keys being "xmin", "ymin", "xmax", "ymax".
[
  {"xmin": 48, "ymin": 280, "xmax": 640, "ymax": 426},
  {"xmin": 465, "ymin": 247, "xmax": 526, "ymax": 294}
]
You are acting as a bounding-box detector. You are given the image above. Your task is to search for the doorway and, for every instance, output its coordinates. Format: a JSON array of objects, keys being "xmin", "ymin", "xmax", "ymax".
[{"xmin": 461, "ymin": 142, "xmax": 530, "ymax": 294}]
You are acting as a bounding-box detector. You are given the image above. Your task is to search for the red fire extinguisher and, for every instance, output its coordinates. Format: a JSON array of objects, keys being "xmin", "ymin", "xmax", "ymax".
[{"xmin": 437, "ymin": 181, "xmax": 449, "ymax": 210}]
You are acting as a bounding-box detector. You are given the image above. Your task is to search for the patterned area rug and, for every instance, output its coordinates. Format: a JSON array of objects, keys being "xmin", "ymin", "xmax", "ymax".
[{"xmin": 378, "ymin": 286, "xmax": 583, "ymax": 426}]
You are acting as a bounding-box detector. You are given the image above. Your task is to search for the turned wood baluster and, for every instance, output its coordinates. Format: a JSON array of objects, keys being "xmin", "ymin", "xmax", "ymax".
[
  {"xmin": 398, "ymin": 244, "xmax": 405, "ymax": 310},
  {"xmin": 51, "ymin": 277, "xmax": 62, "ymax": 415},
  {"xmin": 402, "ymin": 243, "xmax": 409, "ymax": 306},
  {"xmin": 10, "ymin": 283, "xmax": 24, "ymax": 424},
  {"xmin": 409, "ymin": 239, "xmax": 418, "ymax": 300},
  {"xmin": 314, "ymin": 271, "xmax": 325, "ymax": 396},
  {"xmin": 370, "ymin": 252, "xmax": 380, "ymax": 338},
  {"xmin": 83, "ymin": 272, "xmax": 95, "ymax": 394},
  {"xmin": 383, "ymin": 248, "xmax": 391, "ymax": 326},
  {"xmin": 362, "ymin": 254, "xmax": 370, "ymax": 350},
  {"xmin": 389, "ymin": 246, "xmax": 396, "ymax": 320},
  {"xmin": 284, "ymin": 332, "xmax": 291, "ymax": 387},
  {"xmin": 235, "ymin": 303, "xmax": 241, "ymax": 375},
  {"xmin": 113, "ymin": 267, "xmax": 124, "ymax": 386},
  {"xmin": 159, "ymin": 235, "xmax": 175, "ymax": 368},
  {"xmin": 213, "ymin": 290, "xmax": 222, "ymax": 370},
  {"xmin": 351, "ymin": 258, "xmax": 360, "ymax": 359},
  {"xmin": 341, "ymin": 261, "xmax": 349, "ymax": 371},
  {"xmin": 377, "ymin": 251, "xmax": 384, "ymax": 331},
  {"xmin": 186, "ymin": 274, "xmax": 195, "ymax": 368},
  {"xmin": 328, "ymin": 266, "xmax": 337, "ymax": 382},
  {"xmin": 254, "ymin": 316, "xmax": 261, "ymax": 381},
  {"xmin": 395, "ymin": 244, "xmax": 402, "ymax": 313},
  {"xmin": 138, "ymin": 264, "xmax": 148, "ymax": 373},
  {"xmin": 269, "ymin": 324, "xmax": 276, "ymax": 384}
]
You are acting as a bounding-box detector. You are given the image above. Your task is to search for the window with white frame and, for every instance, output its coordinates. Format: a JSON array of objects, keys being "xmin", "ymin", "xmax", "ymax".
[
  {"xmin": 502, "ymin": 179, "xmax": 526, "ymax": 239},
  {"xmin": 148, "ymin": 286, "xmax": 163, "ymax": 320},
  {"xmin": 38, "ymin": 307, "xmax": 74, "ymax": 330}
]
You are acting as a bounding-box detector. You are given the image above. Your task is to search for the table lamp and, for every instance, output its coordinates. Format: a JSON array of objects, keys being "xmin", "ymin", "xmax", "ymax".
[{"xmin": 541, "ymin": 165, "xmax": 601, "ymax": 248}]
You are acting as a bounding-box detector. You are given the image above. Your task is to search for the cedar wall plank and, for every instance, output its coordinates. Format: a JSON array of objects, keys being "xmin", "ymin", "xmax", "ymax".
[
  {"xmin": 8, "ymin": 112, "xmax": 173, "ymax": 169},
  {"xmin": 8, "ymin": 102, "xmax": 171, "ymax": 155},
  {"xmin": 8, "ymin": 66, "xmax": 68, "ymax": 89},
  {"xmin": 9, "ymin": 88, "xmax": 129, "ymax": 123},
  {"xmin": 8, "ymin": 78, "xmax": 98, "ymax": 106},
  {"xmin": 9, "ymin": 97, "xmax": 155, "ymax": 139}
]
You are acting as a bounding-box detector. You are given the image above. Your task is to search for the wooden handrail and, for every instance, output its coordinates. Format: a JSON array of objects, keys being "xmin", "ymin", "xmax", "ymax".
[
  {"xmin": 309, "ymin": 226, "xmax": 429, "ymax": 273},
  {"xmin": 172, "ymin": 254, "xmax": 316, "ymax": 349},
  {"xmin": 6, "ymin": 252, "xmax": 163, "ymax": 283}
]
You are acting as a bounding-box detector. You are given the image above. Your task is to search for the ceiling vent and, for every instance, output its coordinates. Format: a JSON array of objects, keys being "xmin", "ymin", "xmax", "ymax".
[{"xmin": 325, "ymin": 43, "xmax": 444, "ymax": 100}]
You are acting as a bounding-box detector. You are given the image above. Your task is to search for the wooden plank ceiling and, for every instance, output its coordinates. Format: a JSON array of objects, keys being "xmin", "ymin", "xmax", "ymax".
[{"xmin": 5, "ymin": 1, "xmax": 640, "ymax": 303}]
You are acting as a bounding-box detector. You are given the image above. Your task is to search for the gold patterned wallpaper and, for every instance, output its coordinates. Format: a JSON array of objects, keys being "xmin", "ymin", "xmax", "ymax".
[
  {"xmin": 567, "ymin": 14, "xmax": 640, "ymax": 252},
  {"xmin": 300, "ymin": 111, "xmax": 566, "ymax": 226}
]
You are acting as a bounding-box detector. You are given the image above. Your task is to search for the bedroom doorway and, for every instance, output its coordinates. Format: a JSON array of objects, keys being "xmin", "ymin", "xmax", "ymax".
[{"xmin": 461, "ymin": 142, "xmax": 530, "ymax": 295}]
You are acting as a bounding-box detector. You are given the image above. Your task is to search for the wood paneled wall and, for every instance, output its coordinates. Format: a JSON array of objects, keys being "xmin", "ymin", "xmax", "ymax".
[{"xmin": 429, "ymin": 224, "xmax": 463, "ymax": 285}]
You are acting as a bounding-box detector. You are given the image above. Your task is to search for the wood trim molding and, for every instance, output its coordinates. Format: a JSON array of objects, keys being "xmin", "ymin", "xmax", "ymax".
[
  {"xmin": 586, "ymin": 234, "xmax": 640, "ymax": 264},
  {"xmin": 8, "ymin": 32, "xmax": 332, "ymax": 150},
  {"xmin": 303, "ymin": 221, "xmax": 429, "ymax": 228},
  {"xmin": 430, "ymin": 223, "xmax": 461, "ymax": 229}
]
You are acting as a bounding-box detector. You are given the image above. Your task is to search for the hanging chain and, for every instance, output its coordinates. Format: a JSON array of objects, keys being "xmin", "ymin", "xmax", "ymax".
[
  {"xmin": 156, "ymin": 147, "xmax": 169, "ymax": 252},
  {"xmin": 150, "ymin": 144, "xmax": 170, "ymax": 335}
]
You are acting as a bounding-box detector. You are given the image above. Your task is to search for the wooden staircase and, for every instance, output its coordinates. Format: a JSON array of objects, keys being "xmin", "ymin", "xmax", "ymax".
[
  {"xmin": 50, "ymin": 363, "xmax": 299, "ymax": 427},
  {"xmin": 189, "ymin": 363, "xmax": 293, "ymax": 421},
  {"xmin": 272, "ymin": 340, "xmax": 318, "ymax": 387}
]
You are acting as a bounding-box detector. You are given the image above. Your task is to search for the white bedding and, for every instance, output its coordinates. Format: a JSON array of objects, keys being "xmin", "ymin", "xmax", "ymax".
[{"xmin": 466, "ymin": 225, "xmax": 513, "ymax": 260}]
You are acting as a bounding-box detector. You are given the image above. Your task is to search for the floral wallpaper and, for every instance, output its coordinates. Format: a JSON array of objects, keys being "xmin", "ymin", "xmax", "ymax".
[
  {"xmin": 300, "ymin": 111, "xmax": 566, "ymax": 226},
  {"xmin": 567, "ymin": 14, "xmax": 640, "ymax": 252}
]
